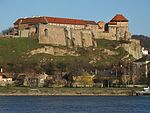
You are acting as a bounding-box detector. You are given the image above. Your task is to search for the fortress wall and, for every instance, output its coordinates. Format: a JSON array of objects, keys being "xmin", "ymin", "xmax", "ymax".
[
  {"xmin": 18, "ymin": 24, "xmax": 29, "ymax": 30},
  {"xmin": 38, "ymin": 24, "xmax": 66, "ymax": 46},
  {"xmin": 93, "ymin": 31, "xmax": 116, "ymax": 40},
  {"xmin": 121, "ymin": 39, "xmax": 142, "ymax": 59},
  {"xmin": 85, "ymin": 25, "xmax": 99, "ymax": 30},
  {"xmin": 71, "ymin": 29, "xmax": 83, "ymax": 47},
  {"xmin": 81, "ymin": 30, "xmax": 93, "ymax": 47},
  {"xmin": 19, "ymin": 29, "xmax": 29, "ymax": 37},
  {"xmin": 37, "ymin": 24, "xmax": 135, "ymax": 50},
  {"xmin": 70, "ymin": 29, "xmax": 95, "ymax": 47},
  {"xmin": 38, "ymin": 24, "xmax": 95, "ymax": 47}
]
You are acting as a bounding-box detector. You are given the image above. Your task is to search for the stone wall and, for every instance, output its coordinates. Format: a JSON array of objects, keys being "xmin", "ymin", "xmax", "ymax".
[
  {"xmin": 121, "ymin": 39, "xmax": 142, "ymax": 59},
  {"xmin": 108, "ymin": 22, "xmax": 131, "ymax": 41},
  {"xmin": 71, "ymin": 29, "xmax": 83, "ymax": 47},
  {"xmin": 37, "ymin": 24, "xmax": 142, "ymax": 59},
  {"xmin": 48, "ymin": 22, "xmax": 86, "ymax": 30},
  {"xmin": 19, "ymin": 26, "xmax": 37, "ymax": 38},
  {"xmin": 93, "ymin": 31, "xmax": 115, "ymax": 40},
  {"xmin": 38, "ymin": 24, "xmax": 96, "ymax": 48},
  {"xmin": 18, "ymin": 23, "xmax": 29, "ymax": 30},
  {"xmin": 81, "ymin": 30, "xmax": 94, "ymax": 47},
  {"xmin": 38, "ymin": 24, "xmax": 66, "ymax": 46},
  {"xmin": 19, "ymin": 29, "xmax": 29, "ymax": 37}
]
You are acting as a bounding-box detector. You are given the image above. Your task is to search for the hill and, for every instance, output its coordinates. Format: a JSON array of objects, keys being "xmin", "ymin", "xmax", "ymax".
[{"xmin": 0, "ymin": 37, "xmax": 130, "ymax": 73}]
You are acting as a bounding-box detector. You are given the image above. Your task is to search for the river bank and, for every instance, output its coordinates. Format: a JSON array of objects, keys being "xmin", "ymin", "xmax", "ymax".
[{"xmin": 0, "ymin": 87, "xmax": 142, "ymax": 96}]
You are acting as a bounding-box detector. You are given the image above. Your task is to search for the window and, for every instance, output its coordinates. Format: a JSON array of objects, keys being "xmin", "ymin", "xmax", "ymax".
[
  {"xmin": 35, "ymin": 27, "xmax": 38, "ymax": 34},
  {"xmin": 44, "ymin": 29, "xmax": 48, "ymax": 37}
]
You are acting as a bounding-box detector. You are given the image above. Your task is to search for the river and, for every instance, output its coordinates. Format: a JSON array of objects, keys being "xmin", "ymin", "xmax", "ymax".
[{"xmin": 0, "ymin": 96, "xmax": 150, "ymax": 113}]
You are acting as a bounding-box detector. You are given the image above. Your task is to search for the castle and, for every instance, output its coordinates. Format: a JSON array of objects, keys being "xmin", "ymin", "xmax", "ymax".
[
  {"xmin": 14, "ymin": 14, "xmax": 131, "ymax": 47},
  {"xmin": 13, "ymin": 14, "xmax": 142, "ymax": 59}
]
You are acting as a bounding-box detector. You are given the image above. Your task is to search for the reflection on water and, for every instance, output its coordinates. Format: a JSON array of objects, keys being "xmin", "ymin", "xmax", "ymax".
[{"xmin": 0, "ymin": 96, "xmax": 150, "ymax": 113}]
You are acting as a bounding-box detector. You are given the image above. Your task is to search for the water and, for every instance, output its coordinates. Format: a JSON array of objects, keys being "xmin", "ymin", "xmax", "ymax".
[{"xmin": 0, "ymin": 96, "xmax": 150, "ymax": 113}]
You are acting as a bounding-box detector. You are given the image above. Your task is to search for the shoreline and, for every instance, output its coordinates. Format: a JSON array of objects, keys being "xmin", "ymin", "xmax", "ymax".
[
  {"xmin": 0, "ymin": 92, "xmax": 135, "ymax": 96},
  {"xmin": 0, "ymin": 87, "xmax": 139, "ymax": 96},
  {"xmin": 0, "ymin": 93, "xmax": 135, "ymax": 96}
]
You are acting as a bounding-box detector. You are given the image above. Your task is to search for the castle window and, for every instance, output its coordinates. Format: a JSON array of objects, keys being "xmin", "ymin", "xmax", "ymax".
[
  {"xmin": 44, "ymin": 29, "xmax": 48, "ymax": 37},
  {"xmin": 35, "ymin": 27, "xmax": 38, "ymax": 34}
]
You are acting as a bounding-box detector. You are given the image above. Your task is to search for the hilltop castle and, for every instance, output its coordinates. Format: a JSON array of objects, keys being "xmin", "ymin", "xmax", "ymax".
[{"xmin": 14, "ymin": 14, "xmax": 131, "ymax": 47}]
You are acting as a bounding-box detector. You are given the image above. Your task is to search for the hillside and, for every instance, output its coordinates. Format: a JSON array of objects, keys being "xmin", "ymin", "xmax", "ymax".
[{"xmin": 0, "ymin": 37, "xmax": 130, "ymax": 73}]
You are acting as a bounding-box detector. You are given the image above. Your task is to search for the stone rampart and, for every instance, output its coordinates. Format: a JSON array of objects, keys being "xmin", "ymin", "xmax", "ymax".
[
  {"xmin": 81, "ymin": 30, "xmax": 93, "ymax": 47},
  {"xmin": 37, "ymin": 24, "xmax": 142, "ymax": 59},
  {"xmin": 38, "ymin": 24, "xmax": 96, "ymax": 48},
  {"xmin": 93, "ymin": 31, "xmax": 115, "ymax": 40},
  {"xmin": 121, "ymin": 39, "xmax": 142, "ymax": 59},
  {"xmin": 38, "ymin": 24, "xmax": 66, "ymax": 46},
  {"xmin": 71, "ymin": 29, "xmax": 83, "ymax": 47}
]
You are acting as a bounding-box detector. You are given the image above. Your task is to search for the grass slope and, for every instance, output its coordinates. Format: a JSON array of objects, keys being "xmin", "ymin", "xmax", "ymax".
[
  {"xmin": 0, "ymin": 38, "xmax": 42, "ymax": 64},
  {"xmin": 0, "ymin": 38, "xmax": 129, "ymax": 68}
]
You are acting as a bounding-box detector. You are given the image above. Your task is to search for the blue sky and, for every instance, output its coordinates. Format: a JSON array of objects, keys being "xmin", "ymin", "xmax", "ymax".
[{"xmin": 0, "ymin": 0, "xmax": 150, "ymax": 36}]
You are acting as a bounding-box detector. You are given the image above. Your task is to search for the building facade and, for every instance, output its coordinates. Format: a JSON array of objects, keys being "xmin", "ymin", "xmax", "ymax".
[{"xmin": 13, "ymin": 14, "xmax": 131, "ymax": 48}]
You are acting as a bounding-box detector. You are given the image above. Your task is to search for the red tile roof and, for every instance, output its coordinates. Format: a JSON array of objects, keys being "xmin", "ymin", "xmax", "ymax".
[
  {"xmin": 14, "ymin": 16, "xmax": 97, "ymax": 25},
  {"xmin": 107, "ymin": 22, "xmax": 117, "ymax": 25},
  {"xmin": 110, "ymin": 14, "xmax": 128, "ymax": 22}
]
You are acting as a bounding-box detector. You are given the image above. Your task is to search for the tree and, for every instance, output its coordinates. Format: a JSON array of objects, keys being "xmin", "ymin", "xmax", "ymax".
[
  {"xmin": 56, "ymin": 62, "xmax": 67, "ymax": 76},
  {"xmin": 121, "ymin": 75, "xmax": 131, "ymax": 86},
  {"xmin": 44, "ymin": 63, "xmax": 55, "ymax": 75},
  {"xmin": 2, "ymin": 27, "xmax": 13, "ymax": 35}
]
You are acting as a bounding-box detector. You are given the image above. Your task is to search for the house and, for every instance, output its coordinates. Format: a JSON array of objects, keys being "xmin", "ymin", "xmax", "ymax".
[
  {"xmin": 13, "ymin": 16, "xmax": 97, "ymax": 36},
  {"xmin": 93, "ymin": 70, "xmax": 123, "ymax": 88},
  {"xmin": 72, "ymin": 72, "xmax": 94, "ymax": 87},
  {"xmin": 142, "ymin": 47, "xmax": 149, "ymax": 55},
  {"xmin": 23, "ymin": 73, "xmax": 48, "ymax": 87},
  {"xmin": 134, "ymin": 55, "xmax": 150, "ymax": 78},
  {"xmin": 0, "ymin": 74, "xmax": 3, "ymax": 81},
  {"xmin": 15, "ymin": 74, "xmax": 26, "ymax": 86},
  {"xmin": 37, "ymin": 73, "xmax": 48, "ymax": 87},
  {"xmin": 46, "ymin": 73, "xmax": 67, "ymax": 87},
  {"xmin": 0, "ymin": 74, "xmax": 14, "ymax": 86}
]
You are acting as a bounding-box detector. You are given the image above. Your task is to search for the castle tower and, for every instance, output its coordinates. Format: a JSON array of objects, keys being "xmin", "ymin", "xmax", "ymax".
[
  {"xmin": 97, "ymin": 21, "xmax": 106, "ymax": 32},
  {"xmin": 107, "ymin": 14, "xmax": 131, "ymax": 41}
]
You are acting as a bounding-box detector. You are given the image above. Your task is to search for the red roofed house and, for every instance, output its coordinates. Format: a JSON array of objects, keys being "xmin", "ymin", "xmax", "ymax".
[
  {"xmin": 14, "ymin": 16, "xmax": 99, "ymax": 47},
  {"xmin": 14, "ymin": 16, "xmax": 97, "ymax": 37}
]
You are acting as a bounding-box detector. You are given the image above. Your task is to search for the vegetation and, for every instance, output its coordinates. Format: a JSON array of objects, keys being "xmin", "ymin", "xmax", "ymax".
[
  {"xmin": 96, "ymin": 39, "xmax": 120, "ymax": 50},
  {"xmin": 0, "ymin": 37, "xmax": 146, "ymax": 88},
  {"xmin": 132, "ymin": 35, "xmax": 150, "ymax": 50},
  {"xmin": 0, "ymin": 37, "xmax": 130, "ymax": 74},
  {"xmin": 1, "ymin": 27, "xmax": 13, "ymax": 35},
  {"xmin": 0, "ymin": 86, "xmax": 140, "ymax": 96},
  {"xmin": 95, "ymin": 39, "xmax": 128, "ymax": 68},
  {"xmin": 0, "ymin": 37, "xmax": 42, "ymax": 64}
]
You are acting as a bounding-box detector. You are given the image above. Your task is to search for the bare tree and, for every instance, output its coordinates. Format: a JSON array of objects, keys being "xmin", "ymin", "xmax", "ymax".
[{"xmin": 2, "ymin": 27, "xmax": 13, "ymax": 35}]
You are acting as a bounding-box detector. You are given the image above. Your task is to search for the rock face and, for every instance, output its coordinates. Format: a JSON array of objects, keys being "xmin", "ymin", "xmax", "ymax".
[
  {"xmin": 29, "ymin": 46, "xmax": 79, "ymax": 56},
  {"xmin": 121, "ymin": 39, "xmax": 142, "ymax": 59}
]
